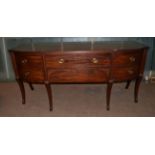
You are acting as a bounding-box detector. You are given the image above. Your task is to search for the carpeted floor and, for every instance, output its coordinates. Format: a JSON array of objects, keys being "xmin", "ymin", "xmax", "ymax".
[{"xmin": 0, "ymin": 81, "xmax": 155, "ymax": 116}]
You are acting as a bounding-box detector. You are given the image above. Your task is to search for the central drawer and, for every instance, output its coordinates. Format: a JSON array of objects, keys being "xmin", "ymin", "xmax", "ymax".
[
  {"xmin": 47, "ymin": 68, "xmax": 109, "ymax": 83},
  {"xmin": 45, "ymin": 52, "xmax": 111, "ymax": 69}
]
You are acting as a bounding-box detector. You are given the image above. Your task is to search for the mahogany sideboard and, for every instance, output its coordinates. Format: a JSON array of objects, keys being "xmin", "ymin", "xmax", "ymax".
[{"xmin": 9, "ymin": 41, "xmax": 148, "ymax": 111}]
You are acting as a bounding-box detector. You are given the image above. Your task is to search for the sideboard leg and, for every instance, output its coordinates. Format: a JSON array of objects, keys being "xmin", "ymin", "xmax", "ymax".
[
  {"xmin": 45, "ymin": 83, "xmax": 53, "ymax": 111},
  {"xmin": 17, "ymin": 79, "xmax": 25, "ymax": 104},
  {"xmin": 28, "ymin": 83, "xmax": 34, "ymax": 90},
  {"xmin": 125, "ymin": 80, "xmax": 131, "ymax": 89},
  {"xmin": 106, "ymin": 82, "xmax": 113, "ymax": 111},
  {"xmin": 134, "ymin": 77, "xmax": 142, "ymax": 103}
]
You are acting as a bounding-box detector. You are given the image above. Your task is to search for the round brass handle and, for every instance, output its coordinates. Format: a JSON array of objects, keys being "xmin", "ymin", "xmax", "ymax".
[
  {"xmin": 58, "ymin": 58, "xmax": 65, "ymax": 64},
  {"xmin": 128, "ymin": 70, "xmax": 134, "ymax": 74},
  {"xmin": 21, "ymin": 59, "xmax": 28, "ymax": 64},
  {"xmin": 129, "ymin": 57, "xmax": 136, "ymax": 62},
  {"xmin": 92, "ymin": 58, "xmax": 98, "ymax": 64}
]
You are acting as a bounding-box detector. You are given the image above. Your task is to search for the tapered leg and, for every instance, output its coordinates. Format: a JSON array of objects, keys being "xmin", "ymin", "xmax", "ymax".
[
  {"xmin": 45, "ymin": 83, "xmax": 53, "ymax": 111},
  {"xmin": 28, "ymin": 83, "xmax": 34, "ymax": 90},
  {"xmin": 134, "ymin": 77, "xmax": 142, "ymax": 103},
  {"xmin": 125, "ymin": 80, "xmax": 131, "ymax": 89},
  {"xmin": 16, "ymin": 79, "xmax": 25, "ymax": 104},
  {"xmin": 106, "ymin": 82, "xmax": 113, "ymax": 111}
]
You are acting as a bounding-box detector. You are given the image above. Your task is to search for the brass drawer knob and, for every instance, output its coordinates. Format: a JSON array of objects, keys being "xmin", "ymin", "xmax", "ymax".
[
  {"xmin": 129, "ymin": 57, "xmax": 136, "ymax": 62},
  {"xmin": 58, "ymin": 58, "xmax": 65, "ymax": 64},
  {"xmin": 128, "ymin": 70, "xmax": 134, "ymax": 74},
  {"xmin": 92, "ymin": 58, "xmax": 98, "ymax": 64},
  {"xmin": 21, "ymin": 59, "xmax": 28, "ymax": 64}
]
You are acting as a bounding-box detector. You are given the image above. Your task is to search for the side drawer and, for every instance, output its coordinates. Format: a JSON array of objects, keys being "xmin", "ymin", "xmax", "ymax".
[
  {"xmin": 113, "ymin": 52, "xmax": 142, "ymax": 66},
  {"xmin": 19, "ymin": 69, "xmax": 45, "ymax": 82},
  {"xmin": 111, "ymin": 66, "xmax": 139, "ymax": 81},
  {"xmin": 14, "ymin": 53, "xmax": 45, "ymax": 82},
  {"xmin": 47, "ymin": 68, "xmax": 109, "ymax": 83},
  {"xmin": 15, "ymin": 54, "xmax": 43, "ymax": 70},
  {"xmin": 45, "ymin": 52, "xmax": 111, "ymax": 69}
]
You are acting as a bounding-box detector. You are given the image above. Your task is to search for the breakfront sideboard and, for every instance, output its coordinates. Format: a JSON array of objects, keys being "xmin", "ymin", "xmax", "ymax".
[{"xmin": 9, "ymin": 41, "xmax": 148, "ymax": 111}]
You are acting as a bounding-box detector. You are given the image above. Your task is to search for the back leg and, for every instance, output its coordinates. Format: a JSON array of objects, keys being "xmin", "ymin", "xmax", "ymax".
[
  {"xmin": 125, "ymin": 80, "xmax": 131, "ymax": 89},
  {"xmin": 28, "ymin": 83, "xmax": 34, "ymax": 90}
]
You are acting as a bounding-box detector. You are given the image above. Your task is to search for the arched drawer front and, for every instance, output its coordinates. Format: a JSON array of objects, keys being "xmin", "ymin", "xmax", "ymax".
[
  {"xmin": 14, "ymin": 53, "xmax": 45, "ymax": 82},
  {"xmin": 15, "ymin": 54, "xmax": 44, "ymax": 70},
  {"xmin": 111, "ymin": 66, "xmax": 139, "ymax": 81},
  {"xmin": 19, "ymin": 69, "xmax": 45, "ymax": 82},
  {"xmin": 113, "ymin": 52, "xmax": 142, "ymax": 66}
]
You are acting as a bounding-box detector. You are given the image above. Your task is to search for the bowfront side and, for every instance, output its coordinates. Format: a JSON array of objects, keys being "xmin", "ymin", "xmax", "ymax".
[{"xmin": 9, "ymin": 41, "xmax": 148, "ymax": 111}]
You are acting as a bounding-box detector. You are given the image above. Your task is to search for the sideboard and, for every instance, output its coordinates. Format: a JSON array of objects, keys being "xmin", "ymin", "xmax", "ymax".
[{"xmin": 9, "ymin": 41, "xmax": 148, "ymax": 111}]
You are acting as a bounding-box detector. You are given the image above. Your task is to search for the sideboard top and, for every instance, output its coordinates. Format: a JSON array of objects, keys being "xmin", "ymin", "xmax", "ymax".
[{"xmin": 9, "ymin": 41, "xmax": 148, "ymax": 52}]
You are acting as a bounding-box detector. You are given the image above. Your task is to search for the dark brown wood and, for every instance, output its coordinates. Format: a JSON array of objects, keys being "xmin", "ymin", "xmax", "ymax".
[
  {"xmin": 19, "ymin": 69, "xmax": 44, "ymax": 82},
  {"xmin": 16, "ymin": 79, "xmax": 25, "ymax": 104},
  {"xmin": 47, "ymin": 68, "xmax": 109, "ymax": 83},
  {"xmin": 10, "ymin": 52, "xmax": 19, "ymax": 79},
  {"xmin": 125, "ymin": 80, "xmax": 131, "ymax": 89},
  {"xmin": 9, "ymin": 41, "xmax": 148, "ymax": 111},
  {"xmin": 106, "ymin": 82, "xmax": 113, "ymax": 110},
  {"xmin": 15, "ymin": 52, "xmax": 45, "ymax": 83},
  {"xmin": 45, "ymin": 83, "xmax": 53, "ymax": 111},
  {"xmin": 134, "ymin": 77, "xmax": 142, "ymax": 103},
  {"xmin": 133, "ymin": 48, "xmax": 148, "ymax": 103},
  {"xmin": 15, "ymin": 53, "xmax": 45, "ymax": 83},
  {"xmin": 45, "ymin": 52, "xmax": 111, "ymax": 69},
  {"xmin": 16, "ymin": 54, "xmax": 43, "ymax": 69},
  {"xmin": 113, "ymin": 51, "xmax": 142, "ymax": 66},
  {"xmin": 112, "ymin": 66, "xmax": 139, "ymax": 81},
  {"xmin": 139, "ymin": 49, "xmax": 148, "ymax": 74}
]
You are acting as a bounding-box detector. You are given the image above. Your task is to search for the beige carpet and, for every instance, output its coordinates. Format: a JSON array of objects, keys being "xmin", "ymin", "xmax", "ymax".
[{"xmin": 0, "ymin": 81, "xmax": 155, "ymax": 116}]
